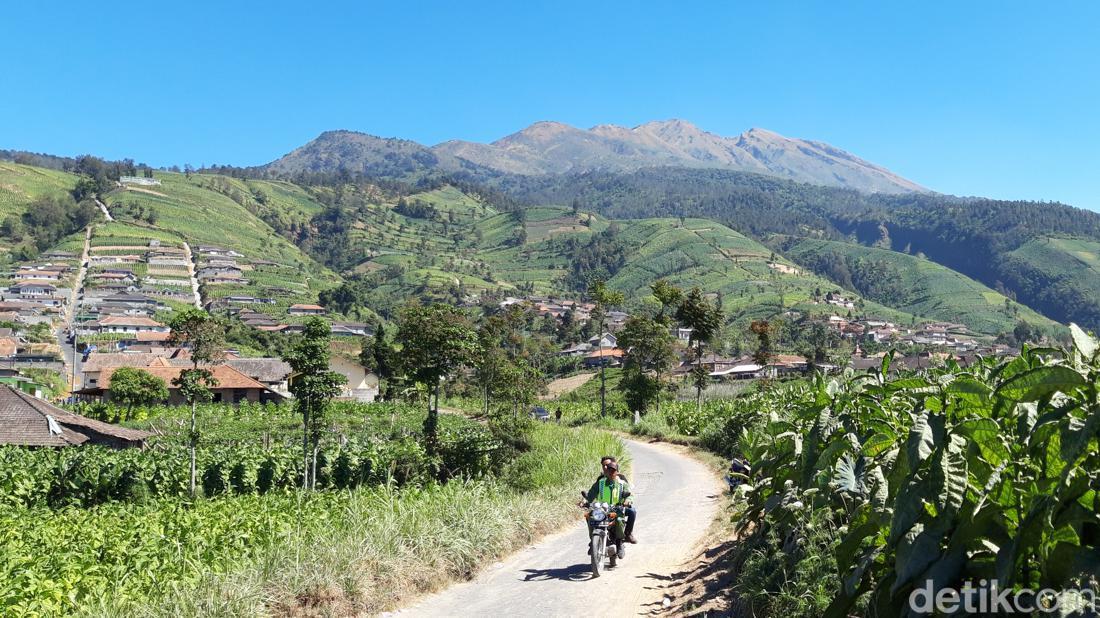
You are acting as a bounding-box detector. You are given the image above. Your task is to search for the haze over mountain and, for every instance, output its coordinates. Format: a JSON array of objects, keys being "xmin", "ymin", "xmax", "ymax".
[{"xmin": 267, "ymin": 120, "xmax": 926, "ymax": 194}]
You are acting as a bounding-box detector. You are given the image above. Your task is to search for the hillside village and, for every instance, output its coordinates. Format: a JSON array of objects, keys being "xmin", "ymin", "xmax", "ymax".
[{"xmin": 0, "ymin": 207, "xmax": 1025, "ymax": 409}]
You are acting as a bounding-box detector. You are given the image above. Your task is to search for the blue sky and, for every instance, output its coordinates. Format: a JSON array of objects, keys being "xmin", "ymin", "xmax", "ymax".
[{"xmin": 2, "ymin": 1, "xmax": 1097, "ymax": 208}]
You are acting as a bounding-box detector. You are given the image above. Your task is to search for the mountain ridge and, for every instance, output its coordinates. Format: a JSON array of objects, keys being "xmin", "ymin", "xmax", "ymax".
[{"xmin": 266, "ymin": 120, "xmax": 926, "ymax": 194}]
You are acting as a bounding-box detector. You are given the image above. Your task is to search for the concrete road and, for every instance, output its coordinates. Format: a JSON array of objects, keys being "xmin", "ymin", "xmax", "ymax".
[{"xmin": 392, "ymin": 439, "xmax": 723, "ymax": 617}]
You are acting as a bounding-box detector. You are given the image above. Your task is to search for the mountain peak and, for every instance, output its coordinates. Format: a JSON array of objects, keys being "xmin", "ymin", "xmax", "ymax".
[{"xmin": 268, "ymin": 120, "xmax": 926, "ymax": 194}]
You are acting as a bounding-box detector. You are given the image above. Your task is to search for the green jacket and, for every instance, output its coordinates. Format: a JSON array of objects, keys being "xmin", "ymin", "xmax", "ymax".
[{"xmin": 586, "ymin": 476, "xmax": 631, "ymax": 505}]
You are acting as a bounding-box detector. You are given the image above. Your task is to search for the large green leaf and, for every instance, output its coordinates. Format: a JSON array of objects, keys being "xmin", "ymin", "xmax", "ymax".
[
  {"xmin": 932, "ymin": 434, "xmax": 968, "ymax": 519},
  {"xmin": 995, "ymin": 366, "xmax": 1086, "ymax": 403},
  {"xmin": 946, "ymin": 377, "xmax": 993, "ymax": 407},
  {"xmin": 906, "ymin": 410, "xmax": 935, "ymax": 466},
  {"xmin": 862, "ymin": 433, "xmax": 896, "ymax": 458},
  {"xmin": 891, "ymin": 521, "xmax": 948, "ymax": 594},
  {"xmin": 1069, "ymin": 323, "xmax": 1098, "ymax": 360},
  {"xmin": 957, "ymin": 418, "xmax": 1009, "ymax": 467}
]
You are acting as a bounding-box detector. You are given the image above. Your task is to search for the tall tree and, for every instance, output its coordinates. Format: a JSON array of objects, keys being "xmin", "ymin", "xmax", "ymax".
[
  {"xmin": 168, "ymin": 308, "xmax": 226, "ymax": 497},
  {"xmin": 474, "ymin": 316, "xmax": 508, "ymax": 416},
  {"xmin": 396, "ymin": 304, "xmax": 479, "ymax": 454},
  {"xmin": 360, "ymin": 324, "xmax": 400, "ymax": 401},
  {"xmin": 650, "ymin": 279, "xmax": 684, "ymax": 326},
  {"xmin": 588, "ymin": 279, "xmax": 625, "ymax": 417},
  {"xmin": 108, "ymin": 366, "xmax": 168, "ymax": 421},
  {"xmin": 750, "ymin": 319, "xmax": 775, "ymax": 367},
  {"xmin": 675, "ymin": 287, "xmax": 724, "ymax": 414},
  {"xmin": 284, "ymin": 317, "xmax": 347, "ymax": 489},
  {"xmin": 617, "ymin": 315, "xmax": 677, "ymax": 416}
]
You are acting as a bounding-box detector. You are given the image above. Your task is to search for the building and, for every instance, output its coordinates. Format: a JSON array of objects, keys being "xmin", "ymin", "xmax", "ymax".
[
  {"xmin": 710, "ymin": 362, "xmax": 765, "ymax": 380},
  {"xmin": 588, "ymin": 333, "xmax": 617, "ymax": 349},
  {"xmin": 583, "ymin": 348, "xmax": 624, "ymax": 368},
  {"xmin": 86, "ymin": 316, "xmax": 168, "ymax": 334},
  {"xmin": 288, "ymin": 304, "xmax": 327, "ymax": 316},
  {"xmin": 8, "ymin": 281, "xmax": 58, "ymax": 297},
  {"xmin": 0, "ymin": 385, "xmax": 151, "ymax": 447},
  {"xmin": 14, "ymin": 269, "xmax": 62, "ymax": 281},
  {"xmin": 225, "ymin": 358, "xmax": 292, "ymax": 396},
  {"xmin": 330, "ymin": 322, "xmax": 371, "ymax": 337},
  {"xmin": 119, "ymin": 176, "xmax": 161, "ymax": 186},
  {"xmin": 81, "ymin": 361, "xmax": 285, "ymax": 405},
  {"xmin": 326, "ymin": 355, "xmax": 378, "ymax": 402}
]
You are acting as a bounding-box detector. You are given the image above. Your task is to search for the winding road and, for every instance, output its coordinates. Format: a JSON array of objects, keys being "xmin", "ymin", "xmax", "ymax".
[{"xmin": 392, "ymin": 439, "xmax": 723, "ymax": 617}]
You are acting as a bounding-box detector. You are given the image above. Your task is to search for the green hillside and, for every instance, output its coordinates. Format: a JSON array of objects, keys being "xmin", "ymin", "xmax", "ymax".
[
  {"xmin": 1, "ymin": 158, "xmax": 1075, "ymax": 337},
  {"xmin": 0, "ymin": 161, "xmax": 78, "ymax": 216},
  {"xmin": 1000, "ymin": 237, "xmax": 1100, "ymax": 328},
  {"xmin": 777, "ymin": 237, "xmax": 1062, "ymax": 336},
  {"xmin": 322, "ymin": 186, "xmax": 934, "ymax": 327},
  {"xmin": 101, "ymin": 171, "xmax": 341, "ymax": 314}
]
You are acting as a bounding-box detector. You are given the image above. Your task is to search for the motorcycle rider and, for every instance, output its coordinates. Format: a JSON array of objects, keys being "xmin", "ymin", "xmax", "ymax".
[
  {"xmin": 585, "ymin": 459, "xmax": 636, "ymax": 543},
  {"xmin": 595, "ymin": 456, "xmax": 638, "ymax": 543}
]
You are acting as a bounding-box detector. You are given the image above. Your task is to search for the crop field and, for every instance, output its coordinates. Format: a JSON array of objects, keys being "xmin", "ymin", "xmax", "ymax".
[
  {"xmin": 782, "ymin": 237, "xmax": 1060, "ymax": 336},
  {"xmin": 104, "ymin": 172, "xmax": 337, "ymax": 290},
  {"xmin": 0, "ymin": 401, "xmax": 624, "ymax": 615},
  {"xmin": 0, "ymin": 162, "xmax": 78, "ymax": 218}
]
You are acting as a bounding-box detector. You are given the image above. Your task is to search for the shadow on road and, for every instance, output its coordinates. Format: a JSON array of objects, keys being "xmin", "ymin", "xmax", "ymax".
[{"xmin": 521, "ymin": 563, "xmax": 593, "ymax": 582}]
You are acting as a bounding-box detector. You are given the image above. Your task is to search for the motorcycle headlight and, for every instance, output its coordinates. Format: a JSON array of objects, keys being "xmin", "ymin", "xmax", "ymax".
[{"xmin": 591, "ymin": 509, "xmax": 606, "ymax": 522}]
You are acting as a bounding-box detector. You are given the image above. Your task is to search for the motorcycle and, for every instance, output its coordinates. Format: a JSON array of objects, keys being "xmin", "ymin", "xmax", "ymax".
[
  {"xmin": 726, "ymin": 457, "xmax": 752, "ymax": 492},
  {"xmin": 580, "ymin": 493, "xmax": 629, "ymax": 577}
]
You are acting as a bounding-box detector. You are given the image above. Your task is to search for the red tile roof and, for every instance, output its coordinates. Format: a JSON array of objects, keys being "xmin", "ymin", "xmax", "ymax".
[{"xmin": 98, "ymin": 364, "xmax": 271, "ymax": 390}]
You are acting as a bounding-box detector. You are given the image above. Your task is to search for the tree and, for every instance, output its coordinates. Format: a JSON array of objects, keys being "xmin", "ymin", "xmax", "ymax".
[
  {"xmin": 360, "ymin": 324, "xmax": 400, "ymax": 400},
  {"xmin": 284, "ymin": 317, "xmax": 347, "ymax": 489},
  {"xmin": 588, "ymin": 279, "xmax": 625, "ymax": 417},
  {"xmin": 675, "ymin": 287, "xmax": 724, "ymax": 414},
  {"xmin": 108, "ymin": 367, "xmax": 168, "ymax": 420},
  {"xmin": 396, "ymin": 304, "xmax": 479, "ymax": 454},
  {"xmin": 617, "ymin": 315, "xmax": 677, "ymax": 416},
  {"xmin": 750, "ymin": 320, "xmax": 775, "ymax": 367},
  {"xmin": 474, "ymin": 316, "xmax": 509, "ymax": 416},
  {"xmin": 168, "ymin": 308, "xmax": 225, "ymax": 497},
  {"xmin": 650, "ymin": 279, "xmax": 684, "ymax": 326},
  {"xmin": 496, "ymin": 357, "xmax": 543, "ymax": 420}
]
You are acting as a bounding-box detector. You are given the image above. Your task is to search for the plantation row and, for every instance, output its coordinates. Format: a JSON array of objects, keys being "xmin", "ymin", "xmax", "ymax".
[
  {"xmin": 725, "ymin": 327, "xmax": 1100, "ymax": 616},
  {"xmin": 2, "ymin": 402, "xmax": 503, "ymax": 509},
  {"xmin": 0, "ymin": 428, "xmax": 499, "ymax": 509}
]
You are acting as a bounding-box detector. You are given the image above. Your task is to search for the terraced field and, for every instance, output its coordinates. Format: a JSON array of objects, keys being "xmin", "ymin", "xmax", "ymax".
[
  {"xmin": 102, "ymin": 172, "xmax": 340, "ymax": 311},
  {"xmin": 781, "ymin": 237, "xmax": 1061, "ymax": 336},
  {"xmin": 341, "ymin": 191, "xmax": 932, "ymax": 326},
  {"xmin": 0, "ymin": 162, "xmax": 78, "ymax": 217}
]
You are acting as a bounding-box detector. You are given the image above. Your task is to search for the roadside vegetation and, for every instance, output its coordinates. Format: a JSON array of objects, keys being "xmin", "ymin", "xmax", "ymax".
[
  {"xmin": 0, "ymin": 399, "xmax": 623, "ymax": 615},
  {"xmin": 658, "ymin": 329, "xmax": 1100, "ymax": 616}
]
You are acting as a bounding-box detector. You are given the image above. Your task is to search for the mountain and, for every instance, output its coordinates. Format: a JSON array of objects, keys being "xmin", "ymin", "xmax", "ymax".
[
  {"xmin": 265, "ymin": 120, "xmax": 925, "ymax": 194},
  {"xmin": 264, "ymin": 130, "xmax": 492, "ymax": 179}
]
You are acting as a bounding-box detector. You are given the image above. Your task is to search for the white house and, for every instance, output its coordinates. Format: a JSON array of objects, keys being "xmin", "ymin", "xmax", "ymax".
[{"xmin": 329, "ymin": 355, "xmax": 379, "ymax": 402}]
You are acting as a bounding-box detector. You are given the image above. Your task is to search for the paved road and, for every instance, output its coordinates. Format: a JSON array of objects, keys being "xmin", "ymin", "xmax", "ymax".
[
  {"xmin": 59, "ymin": 226, "xmax": 91, "ymax": 394},
  {"xmin": 393, "ymin": 439, "xmax": 723, "ymax": 617}
]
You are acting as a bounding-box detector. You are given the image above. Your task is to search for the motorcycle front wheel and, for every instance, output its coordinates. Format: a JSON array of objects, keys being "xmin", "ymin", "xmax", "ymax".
[{"xmin": 590, "ymin": 532, "xmax": 605, "ymax": 577}]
